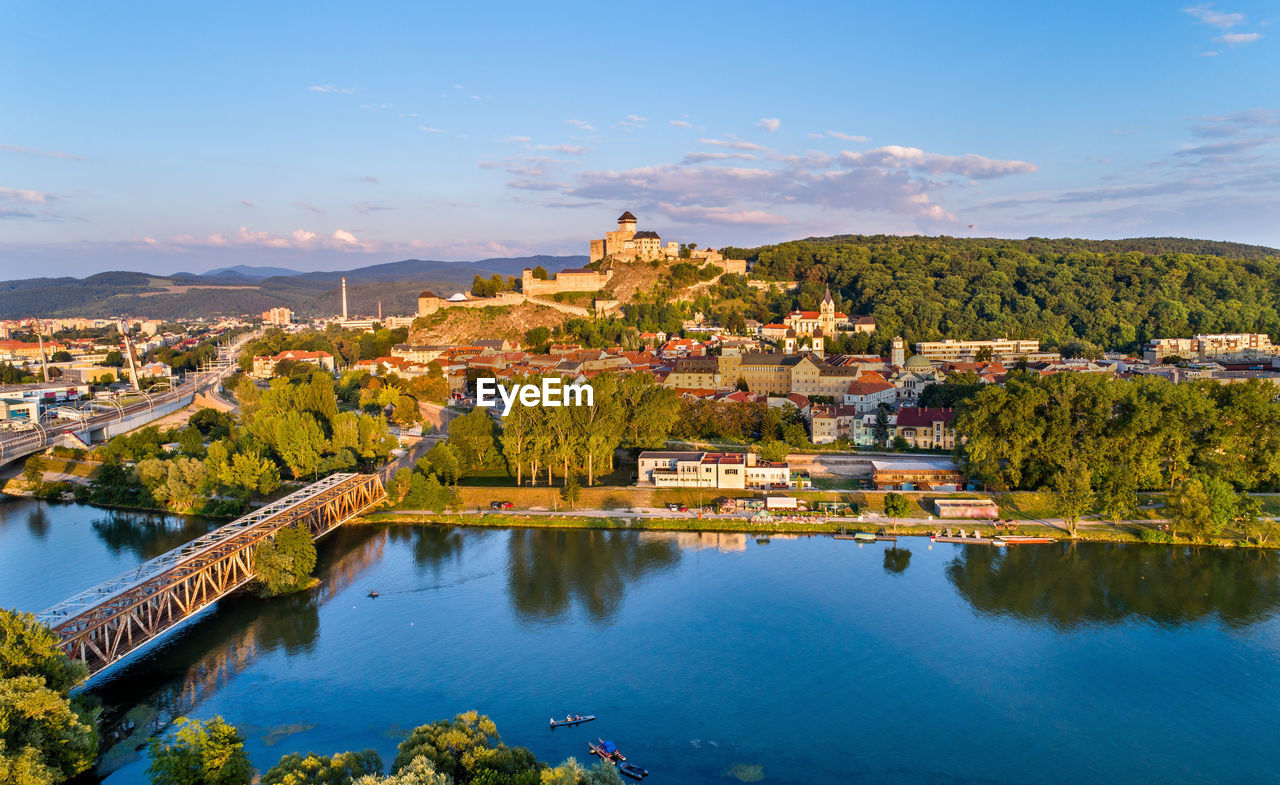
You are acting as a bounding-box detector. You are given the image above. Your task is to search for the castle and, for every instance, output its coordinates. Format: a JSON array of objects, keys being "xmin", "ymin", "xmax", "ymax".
[
  {"xmin": 590, "ymin": 211, "xmax": 679, "ymax": 263},
  {"xmin": 520, "ymin": 266, "xmax": 613, "ymax": 296}
]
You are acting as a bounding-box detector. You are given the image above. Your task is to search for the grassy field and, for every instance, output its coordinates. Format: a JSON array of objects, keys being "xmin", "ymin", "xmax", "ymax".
[{"xmin": 37, "ymin": 458, "xmax": 100, "ymax": 479}]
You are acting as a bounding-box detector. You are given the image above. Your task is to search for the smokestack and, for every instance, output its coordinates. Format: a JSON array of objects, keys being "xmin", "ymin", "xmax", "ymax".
[
  {"xmin": 341, "ymin": 277, "xmax": 348, "ymax": 320},
  {"xmin": 378, "ymin": 301, "xmax": 382, "ymax": 321}
]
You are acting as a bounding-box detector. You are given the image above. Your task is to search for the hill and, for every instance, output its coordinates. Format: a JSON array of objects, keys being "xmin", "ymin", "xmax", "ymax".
[
  {"xmin": 0, "ymin": 255, "xmax": 587, "ymax": 319},
  {"xmin": 721, "ymin": 235, "xmax": 1280, "ymax": 352}
]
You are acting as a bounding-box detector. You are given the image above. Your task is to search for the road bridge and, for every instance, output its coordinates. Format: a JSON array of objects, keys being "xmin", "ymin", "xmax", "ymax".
[{"xmin": 37, "ymin": 472, "xmax": 386, "ymax": 678}]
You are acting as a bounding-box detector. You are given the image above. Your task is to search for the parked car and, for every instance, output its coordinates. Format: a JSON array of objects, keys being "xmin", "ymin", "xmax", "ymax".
[
  {"xmin": 490, "ymin": 500, "xmax": 514, "ymax": 510},
  {"xmin": 666, "ymin": 503, "xmax": 689, "ymax": 512}
]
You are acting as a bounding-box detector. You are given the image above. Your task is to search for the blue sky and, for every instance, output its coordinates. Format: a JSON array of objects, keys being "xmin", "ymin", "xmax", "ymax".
[{"xmin": 2, "ymin": 0, "xmax": 1278, "ymax": 277}]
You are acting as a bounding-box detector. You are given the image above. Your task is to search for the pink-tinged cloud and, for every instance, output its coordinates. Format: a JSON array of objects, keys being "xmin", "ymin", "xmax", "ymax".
[
  {"xmin": 840, "ymin": 146, "xmax": 1038, "ymax": 178},
  {"xmin": 657, "ymin": 202, "xmax": 790, "ymax": 225}
]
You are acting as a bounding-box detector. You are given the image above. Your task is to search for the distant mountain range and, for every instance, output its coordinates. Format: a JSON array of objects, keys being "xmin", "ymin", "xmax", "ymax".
[{"xmin": 0, "ymin": 255, "xmax": 588, "ymax": 320}]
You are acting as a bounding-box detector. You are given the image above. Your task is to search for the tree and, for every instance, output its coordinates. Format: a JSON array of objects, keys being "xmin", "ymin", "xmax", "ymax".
[
  {"xmin": 50, "ymin": 351, "xmax": 71, "ymax": 363},
  {"xmin": 0, "ymin": 610, "xmax": 98, "ymax": 785},
  {"xmin": 1050, "ymin": 458, "xmax": 1094, "ymax": 537},
  {"xmin": 883, "ymin": 492, "xmax": 911, "ymax": 532},
  {"xmin": 756, "ymin": 440, "xmax": 789, "ymax": 463},
  {"xmin": 531, "ymin": 265, "xmax": 549, "ymax": 280},
  {"xmin": 352, "ymin": 756, "xmax": 449, "ymax": 785},
  {"xmin": 391, "ymin": 711, "xmax": 541, "ymax": 785},
  {"xmin": 561, "ymin": 473, "xmax": 581, "ymax": 511},
  {"xmin": 447, "ymin": 409, "xmax": 497, "ymax": 470},
  {"xmin": 262, "ymin": 749, "xmax": 382, "ymax": 785},
  {"xmin": 148, "ymin": 716, "xmax": 253, "ymax": 785},
  {"xmin": 253, "ymin": 525, "xmax": 319, "ymax": 596},
  {"xmin": 1166, "ymin": 476, "xmax": 1213, "ymax": 542},
  {"xmin": 421, "ymin": 474, "xmax": 451, "ymax": 514},
  {"xmin": 103, "ymin": 350, "xmax": 125, "ymax": 368},
  {"xmin": 871, "ymin": 404, "xmax": 891, "ymax": 448}
]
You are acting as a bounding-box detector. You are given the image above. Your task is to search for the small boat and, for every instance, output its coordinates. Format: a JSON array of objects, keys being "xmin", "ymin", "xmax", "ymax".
[
  {"xmin": 853, "ymin": 531, "xmax": 876, "ymax": 542},
  {"xmin": 367, "ymin": 590, "xmax": 379, "ymax": 598},
  {"xmin": 587, "ymin": 740, "xmax": 615, "ymax": 764},
  {"xmin": 594, "ymin": 739, "xmax": 625, "ymax": 762},
  {"xmin": 876, "ymin": 534, "xmax": 899, "ymax": 542},
  {"xmin": 618, "ymin": 762, "xmax": 649, "ymax": 780},
  {"xmin": 549, "ymin": 714, "xmax": 595, "ymax": 728}
]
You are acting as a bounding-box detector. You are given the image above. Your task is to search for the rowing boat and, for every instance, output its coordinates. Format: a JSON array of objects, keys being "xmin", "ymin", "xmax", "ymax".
[
  {"xmin": 618, "ymin": 762, "xmax": 649, "ymax": 780},
  {"xmin": 549, "ymin": 714, "xmax": 595, "ymax": 728}
]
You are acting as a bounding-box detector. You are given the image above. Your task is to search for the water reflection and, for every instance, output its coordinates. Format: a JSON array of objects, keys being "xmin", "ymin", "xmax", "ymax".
[
  {"xmin": 90, "ymin": 525, "xmax": 388, "ymax": 774},
  {"xmin": 26, "ymin": 503, "xmax": 50, "ymax": 539},
  {"xmin": 883, "ymin": 546, "xmax": 912, "ymax": 575},
  {"xmin": 947, "ymin": 543, "xmax": 1280, "ymax": 629},
  {"xmin": 507, "ymin": 529, "xmax": 680, "ymax": 623},
  {"xmin": 386, "ymin": 524, "xmax": 466, "ymax": 574},
  {"xmin": 93, "ymin": 511, "xmax": 220, "ymax": 560}
]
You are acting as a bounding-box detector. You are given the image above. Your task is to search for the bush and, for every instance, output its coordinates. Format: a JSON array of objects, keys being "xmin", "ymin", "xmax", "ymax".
[{"xmin": 1138, "ymin": 526, "xmax": 1175, "ymax": 544}]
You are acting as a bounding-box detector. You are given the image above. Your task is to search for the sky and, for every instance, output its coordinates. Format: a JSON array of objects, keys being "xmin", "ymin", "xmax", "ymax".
[{"xmin": 2, "ymin": 0, "xmax": 1279, "ymax": 279}]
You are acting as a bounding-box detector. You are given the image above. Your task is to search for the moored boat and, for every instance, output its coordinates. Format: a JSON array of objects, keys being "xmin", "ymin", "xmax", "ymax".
[
  {"xmin": 993, "ymin": 535, "xmax": 1055, "ymax": 545},
  {"xmin": 591, "ymin": 739, "xmax": 625, "ymax": 762},
  {"xmin": 618, "ymin": 762, "xmax": 649, "ymax": 780},
  {"xmin": 853, "ymin": 531, "xmax": 876, "ymax": 542}
]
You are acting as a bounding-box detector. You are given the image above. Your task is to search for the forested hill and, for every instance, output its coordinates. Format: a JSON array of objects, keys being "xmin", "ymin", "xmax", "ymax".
[{"xmin": 723, "ymin": 235, "xmax": 1280, "ymax": 352}]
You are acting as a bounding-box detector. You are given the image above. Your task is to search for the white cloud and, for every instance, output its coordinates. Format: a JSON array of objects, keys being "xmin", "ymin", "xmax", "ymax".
[
  {"xmin": 669, "ymin": 120, "xmax": 693, "ymax": 128},
  {"xmin": 1183, "ymin": 5, "xmax": 1244, "ymax": 28},
  {"xmin": 535, "ymin": 144, "xmax": 591, "ymax": 155},
  {"xmin": 1216, "ymin": 32, "xmax": 1262, "ymax": 45},
  {"xmin": 841, "ymin": 145, "xmax": 1038, "ymax": 178},
  {"xmin": 827, "ymin": 130, "xmax": 868, "ymax": 142},
  {"xmin": 756, "ymin": 118, "xmax": 781, "ymax": 133},
  {"xmin": 565, "ymin": 119, "xmax": 595, "ymax": 132},
  {"xmin": 169, "ymin": 226, "xmax": 368, "ymax": 251},
  {"xmin": 699, "ymin": 138, "xmax": 766, "ymax": 151},
  {"xmin": 418, "ymin": 126, "xmax": 446, "ymax": 133},
  {"xmin": 0, "ymin": 144, "xmax": 84, "ymax": 160},
  {"xmin": 308, "ymin": 84, "xmax": 355, "ymax": 94},
  {"xmin": 0, "ymin": 187, "xmax": 51, "ymax": 204},
  {"xmin": 620, "ymin": 114, "xmax": 647, "ymax": 129},
  {"xmin": 505, "ymin": 136, "xmax": 532, "ymax": 143},
  {"xmin": 679, "ymin": 152, "xmax": 758, "ymax": 164},
  {"xmin": 657, "ymin": 202, "xmax": 789, "ymax": 225},
  {"xmin": 296, "ymin": 202, "xmax": 326, "ymax": 215},
  {"xmin": 240, "ymin": 199, "xmax": 255, "ymax": 207}
]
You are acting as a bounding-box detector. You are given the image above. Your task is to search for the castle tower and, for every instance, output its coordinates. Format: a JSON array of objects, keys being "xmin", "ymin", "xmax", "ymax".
[
  {"xmin": 820, "ymin": 285, "xmax": 836, "ymax": 334},
  {"xmin": 891, "ymin": 336, "xmax": 906, "ymax": 367},
  {"xmin": 617, "ymin": 210, "xmax": 637, "ymax": 235}
]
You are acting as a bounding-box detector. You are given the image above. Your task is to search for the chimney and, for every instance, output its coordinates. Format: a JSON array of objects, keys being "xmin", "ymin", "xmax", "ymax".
[
  {"xmin": 341, "ymin": 277, "xmax": 348, "ymax": 320},
  {"xmin": 378, "ymin": 300, "xmax": 382, "ymax": 321}
]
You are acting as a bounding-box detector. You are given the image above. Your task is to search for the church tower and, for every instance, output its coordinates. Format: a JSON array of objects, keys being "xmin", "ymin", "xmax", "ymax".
[
  {"xmin": 820, "ymin": 285, "xmax": 836, "ymax": 334},
  {"xmin": 811, "ymin": 327, "xmax": 824, "ymax": 358},
  {"xmin": 891, "ymin": 336, "xmax": 906, "ymax": 367}
]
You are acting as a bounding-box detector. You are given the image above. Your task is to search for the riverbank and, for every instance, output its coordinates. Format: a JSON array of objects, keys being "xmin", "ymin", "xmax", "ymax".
[{"xmin": 363, "ymin": 509, "xmax": 1280, "ymax": 548}]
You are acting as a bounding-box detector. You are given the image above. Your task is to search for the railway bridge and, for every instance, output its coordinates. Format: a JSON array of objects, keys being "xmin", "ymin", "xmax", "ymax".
[{"xmin": 37, "ymin": 472, "xmax": 386, "ymax": 678}]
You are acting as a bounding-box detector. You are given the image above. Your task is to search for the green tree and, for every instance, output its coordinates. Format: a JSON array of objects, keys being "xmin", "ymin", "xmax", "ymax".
[
  {"xmin": 50, "ymin": 350, "xmax": 72, "ymax": 363},
  {"xmin": 391, "ymin": 711, "xmax": 541, "ymax": 785},
  {"xmin": 561, "ymin": 473, "xmax": 581, "ymax": 511},
  {"xmin": 421, "ymin": 474, "xmax": 452, "ymax": 515},
  {"xmin": 148, "ymin": 716, "xmax": 253, "ymax": 785},
  {"xmin": 756, "ymin": 440, "xmax": 789, "ymax": 463},
  {"xmin": 883, "ymin": 492, "xmax": 911, "ymax": 532},
  {"xmin": 103, "ymin": 350, "xmax": 125, "ymax": 367},
  {"xmin": 1050, "ymin": 458, "xmax": 1094, "ymax": 537},
  {"xmin": 252, "ymin": 526, "xmax": 319, "ymax": 596},
  {"xmin": 262, "ymin": 749, "xmax": 382, "ymax": 785},
  {"xmin": 352, "ymin": 755, "xmax": 449, "ymax": 785},
  {"xmin": 1166, "ymin": 477, "xmax": 1214, "ymax": 542},
  {"xmin": 0, "ymin": 610, "xmax": 98, "ymax": 785},
  {"xmin": 448, "ymin": 409, "xmax": 497, "ymax": 470}
]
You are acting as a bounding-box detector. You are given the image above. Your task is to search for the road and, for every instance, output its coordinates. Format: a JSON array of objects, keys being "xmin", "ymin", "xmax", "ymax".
[{"xmin": 0, "ymin": 331, "xmax": 256, "ymax": 465}]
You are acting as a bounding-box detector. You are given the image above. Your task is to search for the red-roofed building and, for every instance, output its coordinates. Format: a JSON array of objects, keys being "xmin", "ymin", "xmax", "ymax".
[
  {"xmin": 843, "ymin": 377, "xmax": 897, "ymax": 412},
  {"xmin": 252, "ymin": 350, "xmax": 336, "ymax": 378},
  {"xmin": 894, "ymin": 407, "xmax": 957, "ymax": 450}
]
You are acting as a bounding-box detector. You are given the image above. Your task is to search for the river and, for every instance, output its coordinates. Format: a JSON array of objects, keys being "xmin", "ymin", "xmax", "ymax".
[{"xmin": 3, "ymin": 497, "xmax": 1280, "ymax": 784}]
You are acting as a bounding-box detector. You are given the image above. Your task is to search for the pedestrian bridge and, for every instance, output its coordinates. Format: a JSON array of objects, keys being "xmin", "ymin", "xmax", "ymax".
[{"xmin": 37, "ymin": 472, "xmax": 386, "ymax": 677}]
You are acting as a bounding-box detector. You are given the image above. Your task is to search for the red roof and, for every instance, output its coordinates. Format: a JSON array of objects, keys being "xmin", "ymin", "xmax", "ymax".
[
  {"xmin": 895, "ymin": 407, "xmax": 956, "ymax": 427},
  {"xmin": 845, "ymin": 378, "xmax": 894, "ymax": 396}
]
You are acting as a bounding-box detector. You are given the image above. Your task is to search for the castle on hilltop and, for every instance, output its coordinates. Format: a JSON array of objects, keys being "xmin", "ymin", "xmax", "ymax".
[
  {"xmin": 588, "ymin": 210, "xmax": 748, "ymax": 274},
  {"xmin": 590, "ymin": 211, "xmax": 680, "ymax": 263}
]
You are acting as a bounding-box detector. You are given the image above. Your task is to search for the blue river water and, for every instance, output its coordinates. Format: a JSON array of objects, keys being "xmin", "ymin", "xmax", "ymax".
[{"xmin": 2, "ymin": 497, "xmax": 1279, "ymax": 784}]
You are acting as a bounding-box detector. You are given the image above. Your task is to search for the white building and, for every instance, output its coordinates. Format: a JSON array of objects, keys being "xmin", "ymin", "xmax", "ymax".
[{"xmin": 637, "ymin": 451, "xmax": 791, "ymax": 489}]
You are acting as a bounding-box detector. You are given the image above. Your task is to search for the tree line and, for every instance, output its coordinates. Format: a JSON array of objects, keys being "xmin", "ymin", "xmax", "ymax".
[
  {"xmin": 723, "ymin": 235, "xmax": 1280, "ymax": 351},
  {"xmin": 956, "ymin": 372, "xmax": 1280, "ymax": 540}
]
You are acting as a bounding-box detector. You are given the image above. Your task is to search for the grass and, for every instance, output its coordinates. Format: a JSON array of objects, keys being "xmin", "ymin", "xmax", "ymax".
[{"xmin": 37, "ymin": 458, "xmax": 100, "ymax": 479}]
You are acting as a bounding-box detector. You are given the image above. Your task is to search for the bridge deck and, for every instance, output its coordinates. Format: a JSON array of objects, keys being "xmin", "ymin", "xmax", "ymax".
[{"xmin": 38, "ymin": 472, "xmax": 386, "ymax": 676}]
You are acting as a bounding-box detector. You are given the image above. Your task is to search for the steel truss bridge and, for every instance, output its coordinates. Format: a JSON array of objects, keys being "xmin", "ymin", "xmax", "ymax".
[{"xmin": 37, "ymin": 472, "xmax": 386, "ymax": 677}]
